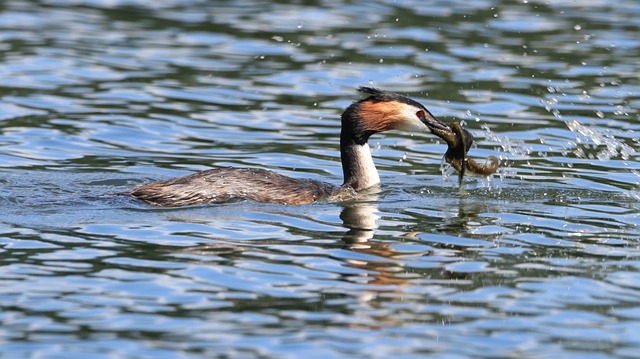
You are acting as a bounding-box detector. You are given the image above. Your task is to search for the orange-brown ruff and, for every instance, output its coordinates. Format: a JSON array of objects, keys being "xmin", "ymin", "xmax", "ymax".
[{"xmin": 130, "ymin": 87, "xmax": 449, "ymax": 207}]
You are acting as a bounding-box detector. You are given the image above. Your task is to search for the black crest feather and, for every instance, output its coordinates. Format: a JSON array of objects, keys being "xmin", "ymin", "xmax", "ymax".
[
  {"xmin": 357, "ymin": 86, "xmax": 425, "ymax": 109},
  {"xmin": 357, "ymin": 86, "xmax": 384, "ymax": 96}
]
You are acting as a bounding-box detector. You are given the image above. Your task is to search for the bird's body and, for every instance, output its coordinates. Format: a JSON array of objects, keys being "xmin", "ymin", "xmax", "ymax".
[
  {"xmin": 131, "ymin": 167, "xmax": 354, "ymax": 206},
  {"xmin": 130, "ymin": 87, "xmax": 448, "ymax": 207}
]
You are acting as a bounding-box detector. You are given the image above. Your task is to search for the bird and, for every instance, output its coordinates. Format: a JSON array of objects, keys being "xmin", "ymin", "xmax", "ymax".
[{"xmin": 129, "ymin": 87, "xmax": 448, "ymax": 207}]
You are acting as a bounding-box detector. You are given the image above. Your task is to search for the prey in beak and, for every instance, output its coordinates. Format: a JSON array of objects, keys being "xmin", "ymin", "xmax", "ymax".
[{"xmin": 429, "ymin": 121, "xmax": 499, "ymax": 185}]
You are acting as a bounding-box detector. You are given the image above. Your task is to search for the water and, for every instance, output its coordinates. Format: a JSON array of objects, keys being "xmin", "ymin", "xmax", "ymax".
[{"xmin": 1, "ymin": 0, "xmax": 639, "ymax": 358}]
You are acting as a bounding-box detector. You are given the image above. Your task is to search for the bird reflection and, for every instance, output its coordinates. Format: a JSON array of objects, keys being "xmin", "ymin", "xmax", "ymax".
[
  {"xmin": 338, "ymin": 196, "xmax": 416, "ymax": 287},
  {"xmin": 165, "ymin": 187, "xmax": 500, "ymax": 293}
]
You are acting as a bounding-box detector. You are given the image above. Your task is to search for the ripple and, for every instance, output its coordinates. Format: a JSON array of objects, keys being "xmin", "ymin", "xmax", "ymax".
[{"xmin": 0, "ymin": 0, "xmax": 639, "ymax": 357}]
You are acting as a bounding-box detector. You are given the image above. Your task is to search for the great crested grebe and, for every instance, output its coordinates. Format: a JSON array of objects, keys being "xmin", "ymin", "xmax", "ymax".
[{"xmin": 130, "ymin": 87, "xmax": 449, "ymax": 207}]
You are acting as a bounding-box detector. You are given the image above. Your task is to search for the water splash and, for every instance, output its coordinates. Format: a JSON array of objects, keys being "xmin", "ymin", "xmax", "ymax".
[
  {"xmin": 564, "ymin": 119, "xmax": 636, "ymax": 161},
  {"xmin": 482, "ymin": 124, "xmax": 533, "ymax": 158},
  {"xmin": 480, "ymin": 123, "xmax": 532, "ymax": 180},
  {"xmin": 439, "ymin": 159, "xmax": 455, "ymax": 182},
  {"xmin": 543, "ymin": 86, "xmax": 636, "ymax": 162}
]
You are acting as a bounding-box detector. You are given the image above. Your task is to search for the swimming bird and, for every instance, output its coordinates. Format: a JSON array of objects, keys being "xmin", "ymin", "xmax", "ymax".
[{"xmin": 130, "ymin": 87, "xmax": 449, "ymax": 206}]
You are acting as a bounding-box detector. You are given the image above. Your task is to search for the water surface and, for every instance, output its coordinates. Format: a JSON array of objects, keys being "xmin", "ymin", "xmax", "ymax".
[{"xmin": 1, "ymin": 0, "xmax": 639, "ymax": 358}]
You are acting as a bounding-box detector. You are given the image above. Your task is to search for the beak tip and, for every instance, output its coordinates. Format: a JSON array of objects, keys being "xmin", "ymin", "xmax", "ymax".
[{"xmin": 426, "ymin": 121, "xmax": 450, "ymax": 133}]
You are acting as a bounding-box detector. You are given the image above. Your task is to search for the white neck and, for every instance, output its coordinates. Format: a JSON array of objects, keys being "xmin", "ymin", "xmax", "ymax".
[{"xmin": 341, "ymin": 132, "xmax": 380, "ymax": 191}]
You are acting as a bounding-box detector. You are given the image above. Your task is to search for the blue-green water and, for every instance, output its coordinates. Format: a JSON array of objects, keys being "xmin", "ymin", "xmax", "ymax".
[{"xmin": 1, "ymin": 0, "xmax": 639, "ymax": 358}]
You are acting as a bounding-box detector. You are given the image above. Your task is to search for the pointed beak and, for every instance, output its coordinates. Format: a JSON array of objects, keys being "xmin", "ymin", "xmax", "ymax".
[{"xmin": 420, "ymin": 110, "xmax": 449, "ymax": 134}]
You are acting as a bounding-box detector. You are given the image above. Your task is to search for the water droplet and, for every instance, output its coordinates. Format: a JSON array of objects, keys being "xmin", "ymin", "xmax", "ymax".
[
  {"xmin": 613, "ymin": 105, "xmax": 626, "ymax": 116},
  {"xmin": 595, "ymin": 110, "xmax": 604, "ymax": 118},
  {"xmin": 579, "ymin": 91, "xmax": 590, "ymax": 101},
  {"xmin": 596, "ymin": 152, "xmax": 608, "ymax": 161},
  {"xmin": 574, "ymin": 24, "xmax": 582, "ymax": 31},
  {"xmin": 379, "ymin": 59, "xmax": 384, "ymax": 63}
]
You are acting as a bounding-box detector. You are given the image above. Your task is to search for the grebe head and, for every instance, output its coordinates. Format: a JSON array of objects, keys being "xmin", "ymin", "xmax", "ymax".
[{"xmin": 342, "ymin": 86, "xmax": 449, "ymax": 144}]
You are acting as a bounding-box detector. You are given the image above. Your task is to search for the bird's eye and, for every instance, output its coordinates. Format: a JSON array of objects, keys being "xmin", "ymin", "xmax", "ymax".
[{"xmin": 416, "ymin": 110, "xmax": 425, "ymax": 118}]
